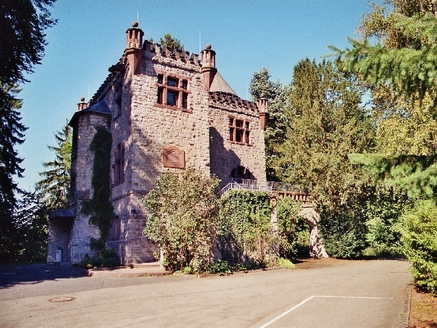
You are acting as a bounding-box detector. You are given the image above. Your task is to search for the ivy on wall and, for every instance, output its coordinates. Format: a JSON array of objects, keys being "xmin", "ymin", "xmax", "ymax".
[
  {"xmin": 218, "ymin": 190, "xmax": 273, "ymax": 264},
  {"xmin": 82, "ymin": 126, "xmax": 115, "ymax": 250},
  {"xmin": 276, "ymin": 197, "xmax": 307, "ymax": 259}
]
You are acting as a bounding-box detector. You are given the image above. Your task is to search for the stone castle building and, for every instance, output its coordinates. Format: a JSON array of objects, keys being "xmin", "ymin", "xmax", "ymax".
[{"xmin": 48, "ymin": 22, "xmax": 269, "ymax": 265}]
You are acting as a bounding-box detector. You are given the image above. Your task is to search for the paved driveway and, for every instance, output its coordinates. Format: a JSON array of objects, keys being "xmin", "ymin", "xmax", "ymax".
[{"xmin": 0, "ymin": 259, "xmax": 411, "ymax": 327}]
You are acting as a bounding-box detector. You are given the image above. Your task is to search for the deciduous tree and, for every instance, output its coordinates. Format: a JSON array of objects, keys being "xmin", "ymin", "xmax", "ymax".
[{"xmin": 143, "ymin": 168, "xmax": 220, "ymax": 273}]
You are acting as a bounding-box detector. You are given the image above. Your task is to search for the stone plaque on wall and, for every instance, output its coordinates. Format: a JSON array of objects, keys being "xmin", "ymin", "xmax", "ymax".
[{"xmin": 163, "ymin": 146, "xmax": 185, "ymax": 169}]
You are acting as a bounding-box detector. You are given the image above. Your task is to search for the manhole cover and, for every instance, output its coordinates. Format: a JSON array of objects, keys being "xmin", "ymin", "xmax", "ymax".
[{"xmin": 48, "ymin": 296, "xmax": 76, "ymax": 303}]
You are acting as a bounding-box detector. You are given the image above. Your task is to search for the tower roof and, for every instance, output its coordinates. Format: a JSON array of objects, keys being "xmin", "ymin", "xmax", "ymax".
[
  {"xmin": 209, "ymin": 71, "xmax": 237, "ymax": 96},
  {"xmin": 69, "ymin": 99, "xmax": 111, "ymax": 127}
]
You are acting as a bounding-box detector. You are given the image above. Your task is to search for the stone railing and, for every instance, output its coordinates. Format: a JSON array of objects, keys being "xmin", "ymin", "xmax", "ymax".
[{"xmin": 219, "ymin": 178, "xmax": 310, "ymax": 202}]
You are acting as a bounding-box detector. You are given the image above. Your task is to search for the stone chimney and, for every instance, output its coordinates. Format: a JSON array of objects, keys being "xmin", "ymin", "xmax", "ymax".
[
  {"xmin": 77, "ymin": 97, "xmax": 88, "ymax": 111},
  {"xmin": 200, "ymin": 44, "xmax": 217, "ymax": 91},
  {"xmin": 124, "ymin": 21, "xmax": 144, "ymax": 76},
  {"xmin": 257, "ymin": 96, "xmax": 269, "ymax": 130}
]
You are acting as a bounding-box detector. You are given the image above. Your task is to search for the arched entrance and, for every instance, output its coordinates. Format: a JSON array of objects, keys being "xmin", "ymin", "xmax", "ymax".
[
  {"xmin": 230, "ymin": 166, "xmax": 255, "ymax": 183},
  {"xmin": 298, "ymin": 205, "xmax": 329, "ymax": 258},
  {"xmin": 270, "ymin": 198, "xmax": 328, "ymax": 259}
]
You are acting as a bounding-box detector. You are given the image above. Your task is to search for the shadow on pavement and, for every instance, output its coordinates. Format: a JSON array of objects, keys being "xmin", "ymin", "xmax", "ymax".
[{"xmin": 0, "ymin": 263, "xmax": 87, "ymax": 288}]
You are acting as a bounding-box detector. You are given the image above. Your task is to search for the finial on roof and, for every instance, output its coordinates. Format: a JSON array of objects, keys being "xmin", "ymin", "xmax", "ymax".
[
  {"xmin": 132, "ymin": 21, "xmax": 138, "ymax": 28},
  {"xmin": 206, "ymin": 44, "xmax": 212, "ymax": 50},
  {"xmin": 80, "ymin": 97, "xmax": 85, "ymax": 102}
]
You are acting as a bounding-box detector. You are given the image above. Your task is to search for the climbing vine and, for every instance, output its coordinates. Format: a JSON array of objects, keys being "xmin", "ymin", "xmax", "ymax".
[
  {"xmin": 276, "ymin": 197, "xmax": 306, "ymax": 259},
  {"xmin": 82, "ymin": 126, "xmax": 115, "ymax": 251},
  {"xmin": 218, "ymin": 190, "xmax": 273, "ymax": 264}
]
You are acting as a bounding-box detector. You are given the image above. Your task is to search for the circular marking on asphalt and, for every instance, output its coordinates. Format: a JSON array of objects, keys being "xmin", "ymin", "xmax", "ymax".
[{"xmin": 48, "ymin": 296, "xmax": 76, "ymax": 303}]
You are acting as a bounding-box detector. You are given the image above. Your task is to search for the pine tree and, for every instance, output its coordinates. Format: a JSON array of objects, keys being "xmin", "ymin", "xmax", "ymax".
[
  {"xmin": 0, "ymin": 86, "xmax": 26, "ymax": 263},
  {"xmin": 0, "ymin": 0, "xmax": 57, "ymax": 263},
  {"xmin": 249, "ymin": 68, "xmax": 287, "ymax": 180},
  {"xmin": 36, "ymin": 123, "xmax": 72, "ymax": 210}
]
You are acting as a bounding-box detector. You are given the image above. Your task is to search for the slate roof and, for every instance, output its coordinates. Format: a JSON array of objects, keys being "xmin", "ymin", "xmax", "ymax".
[
  {"xmin": 49, "ymin": 208, "xmax": 76, "ymax": 220},
  {"xmin": 69, "ymin": 99, "xmax": 111, "ymax": 126}
]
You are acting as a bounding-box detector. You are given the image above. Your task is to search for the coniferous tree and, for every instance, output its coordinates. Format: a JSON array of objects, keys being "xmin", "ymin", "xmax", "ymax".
[
  {"xmin": 249, "ymin": 68, "xmax": 287, "ymax": 180},
  {"xmin": 0, "ymin": 0, "xmax": 57, "ymax": 263},
  {"xmin": 335, "ymin": 0, "xmax": 437, "ymax": 292},
  {"xmin": 158, "ymin": 33, "xmax": 183, "ymax": 50},
  {"xmin": 0, "ymin": 0, "xmax": 57, "ymax": 88},
  {"xmin": 36, "ymin": 123, "xmax": 72, "ymax": 210},
  {"xmin": 0, "ymin": 86, "xmax": 26, "ymax": 263},
  {"xmin": 13, "ymin": 190, "xmax": 49, "ymax": 263},
  {"xmin": 278, "ymin": 59, "xmax": 375, "ymax": 258}
]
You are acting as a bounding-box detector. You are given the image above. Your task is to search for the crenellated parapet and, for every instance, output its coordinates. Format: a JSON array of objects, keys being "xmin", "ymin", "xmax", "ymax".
[
  {"xmin": 209, "ymin": 91, "xmax": 259, "ymax": 112},
  {"xmin": 143, "ymin": 40, "xmax": 201, "ymax": 67}
]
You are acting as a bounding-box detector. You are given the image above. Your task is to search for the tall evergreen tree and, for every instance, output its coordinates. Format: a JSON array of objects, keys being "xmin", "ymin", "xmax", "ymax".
[
  {"xmin": 0, "ymin": 0, "xmax": 57, "ymax": 88},
  {"xmin": 36, "ymin": 123, "xmax": 72, "ymax": 210},
  {"xmin": 0, "ymin": 0, "xmax": 57, "ymax": 263},
  {"xmin": 335, "ymin": 0, "xmax": 437, "ymax": 292},
  {"xmin": 278, "ymin": 59, "xmax": 375, "ymax": 258},
  {"xmin": 0, "ymin": 86, "xmax": 26, "ymax": 263},
  {"xmin": 249, "ymin": 68, "xmax": 287, "ymax": 180}
]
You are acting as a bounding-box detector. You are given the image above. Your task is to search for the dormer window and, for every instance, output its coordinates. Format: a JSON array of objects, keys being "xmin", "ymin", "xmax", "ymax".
[{"xmin": 156, "ymin": 74, "xmax": 190, "ymax": 111}]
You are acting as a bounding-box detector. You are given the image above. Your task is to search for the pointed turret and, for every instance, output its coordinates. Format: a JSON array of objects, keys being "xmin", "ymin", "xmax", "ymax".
[
  {"xmin": 124, "ymin": 21, "xmax": 144, "ymax": 76},
  {"xmin": 200, "ymin": 44, "xmax": 217, "ymax": 91}
]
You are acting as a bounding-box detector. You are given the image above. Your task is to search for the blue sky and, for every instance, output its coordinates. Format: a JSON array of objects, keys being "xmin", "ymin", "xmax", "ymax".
[{"xmin": 17, "ymin": 0, "xmax": 384, "ymax": 191}]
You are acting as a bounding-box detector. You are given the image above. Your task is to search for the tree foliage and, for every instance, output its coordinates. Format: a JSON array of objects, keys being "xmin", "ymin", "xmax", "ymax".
[
  {"xmin": 0, "ymin": 0, "xmax": 57, "ymax": 88},
  {"xmin": 249, "ymin": 59, "xmax": 376, "ymax": 259},
  {"xmin": 158, "ymin": 33, "xmax": 183, "ymax": 50},
  {"xmin": 399, "ymin": 200, "xmax": 437, "ymax": 294},
  {"xmin": 0, "ymin": 0, "xmax": 56, "ymax": 263},
  {"xmin": 13, "ymin": 190, "xmax": 49, "ymax": 263},
  {"xmin": 331, "ymin": 1, "xmax": 437, "ymax": 103},
  {"xmin": 276, "ymin": 59, "xmax": 374, "ymax": 212},
  {"xmin": 82, "ymin": 127, "xmax": 115, "ymax": 251},
  {"xmin": 36, "ymin": 122, "xmax": 72, "ymax": 210},
  {"xmin": 249, "ymin": 68, "xmax": 288, "ymax": 180},
  {"xmin": 275, "ymin": 196, "xmax": 305, "ymax": 259},
  {"xmin": 143, "ymin": 168, "xmax": 220, "ymax": 273},
  {"xmin": 0, "ymin": 86, "xmax": 27, "ymax": 263},
  {"xmin": 218, "ymin": 190, "xmax": 272, "ymax": 264},
  {"xmin": 336, "ymin": 0, "xmax": 437, "ymax": 290}
]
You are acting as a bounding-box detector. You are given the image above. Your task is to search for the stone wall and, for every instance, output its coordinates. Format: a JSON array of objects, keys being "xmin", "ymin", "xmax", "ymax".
[
  {"xmin": 209, "ymin": 100, "xmax": 267, "ymax": 186},
  {"xmin": 69, "ymin": 112, "xmax": 109, "ymax": 264}
]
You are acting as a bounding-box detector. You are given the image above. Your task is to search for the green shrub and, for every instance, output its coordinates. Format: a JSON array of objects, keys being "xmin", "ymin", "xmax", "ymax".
[
  {"xmin": 321, "ymin": 207, "xmax": 367, "ymax": 259},
  {"xmin": 277, "ymin": 257, "xmax": 296, "ymax": 269},
  {"xmin": 276, "ymin": 197, "xmax": 305, "ymax": 260},
  {"xmin": 77, "ymin": 248, "xmax": 119, "ymax": 268},
  {"xmin": 209, "ymin": 260, "xmax": 233, "ymax": 274},
  {"xmin": 399, "ymin": 200, "xmax": 437, "ymax": 294}
]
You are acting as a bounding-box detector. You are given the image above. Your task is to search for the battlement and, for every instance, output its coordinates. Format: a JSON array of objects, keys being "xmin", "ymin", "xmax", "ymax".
[
  {"xmin": 143, "ymin": 40, "xmax": 201, "ymax": 66},
  {"xmin": 209, "ymin": 91, "xmax": 258, "ymax": 112}
]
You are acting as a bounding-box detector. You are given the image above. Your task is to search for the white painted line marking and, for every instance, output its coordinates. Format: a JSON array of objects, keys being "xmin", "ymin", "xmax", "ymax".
[
  {"xmin": 259, "ymin": 296, "xmax": 316, "ymax": 328},
  {"xmin": 259, "ymin": 295, "xmax": 394, "ymax": 328}
]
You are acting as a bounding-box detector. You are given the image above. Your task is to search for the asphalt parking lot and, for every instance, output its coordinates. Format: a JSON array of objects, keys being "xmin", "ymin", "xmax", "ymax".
[{"xmin": 0, "ymin": 259, "xmax": 411, "ymax": 327}]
